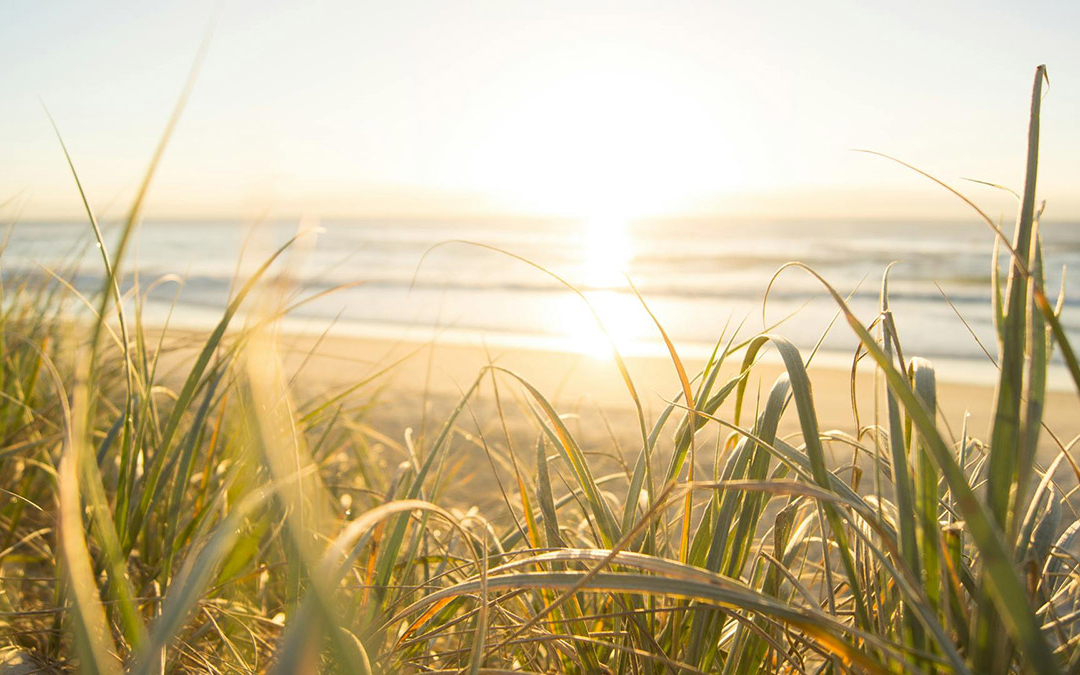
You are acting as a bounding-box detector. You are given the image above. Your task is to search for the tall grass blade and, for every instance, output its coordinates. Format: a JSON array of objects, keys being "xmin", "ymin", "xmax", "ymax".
[
  {"xmin": 881, "ymin": 270, "xmax": 924, "ymax": 651},
  {"xmin": 783, "ymin": 261, "xmax": 1058, "ymax": 674},
  {"xmin": 56, "ymin": 355, "xmax": 120, "ymax": 674},
  {"xmin": 910, "ymin": 358, "xmax": 942, "ymax": 639},
  {"xmin": 973, "ymin": 63, "xmax": 1048, "ymax": 675}
]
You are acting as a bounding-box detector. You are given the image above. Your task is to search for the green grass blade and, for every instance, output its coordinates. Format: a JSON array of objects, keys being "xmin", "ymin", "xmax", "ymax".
[
  {"xmin": 368, "ymin": 372, "xmax": 486, "ymax": 618},
  {"xmin": 986, "ymin": 63, "xmax": 1045, "ymax": 538},
  {"xmin": 492, "ymin": 366, "xmax": 621, "ymax": 547},
  {"xmin": 881, "ymin": 275, "xmax": 923, "ymax": 651},
  {"xmin": 910, "ymin": 358, "xmax": 942, "ymax": 633},
  {"xmin": 756, "ymin": 334, "xmax": 872, "ymax": 631},
  {"xmin": 126, "ymin": 235, "xmax": 301, "ymax": 549},
  {"xmin": 783, "ymin": 261, "xmax": 1059, "ymax": 674},
  {"xmin": 57, "ymin": 358, "xmax": 121, "ymax": 674},
  {"xmin": 1018, "ymin": 233, "xmax": 1048, "ymax": 513},
  {"xmin": 974, "ymin": 64, "xmax": 1047, "ymax": 675},
  {"xmin": 536, "ymin": 436, "xmax": 565, "ymax": 548}
]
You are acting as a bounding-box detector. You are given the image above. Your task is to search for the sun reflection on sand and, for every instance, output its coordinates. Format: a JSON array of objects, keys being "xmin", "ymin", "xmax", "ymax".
[{"xmin": 560, "ymin": 217, "xmax": 647, "ymax": 359}]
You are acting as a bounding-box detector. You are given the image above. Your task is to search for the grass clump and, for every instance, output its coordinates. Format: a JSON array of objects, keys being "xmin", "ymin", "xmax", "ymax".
[{"xmin": 1, "ymin": 65, "xmax": 1078, "ymax": 673}]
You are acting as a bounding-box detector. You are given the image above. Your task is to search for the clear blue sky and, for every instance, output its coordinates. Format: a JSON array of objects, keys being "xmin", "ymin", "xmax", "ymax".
[{"xmin": 2, "ymin": 0, "xmax": 1079, "ymax": 220}]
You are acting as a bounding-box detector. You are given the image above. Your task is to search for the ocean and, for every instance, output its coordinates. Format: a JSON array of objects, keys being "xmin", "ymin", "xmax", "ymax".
[{"xmin": 4, "ymin": 216, "xmax": 1079, "ymax": 386}]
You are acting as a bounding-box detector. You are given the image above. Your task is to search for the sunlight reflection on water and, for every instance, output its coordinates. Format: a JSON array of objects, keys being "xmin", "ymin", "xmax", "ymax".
[{"xmin": 560, "ymin": 217, "xmax": 649, "ymax": 359}]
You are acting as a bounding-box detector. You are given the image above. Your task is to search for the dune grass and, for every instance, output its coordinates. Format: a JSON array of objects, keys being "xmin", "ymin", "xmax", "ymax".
[{"xmin": 1, "ymin": 64, "xmax": 1079, "ymax": 673}]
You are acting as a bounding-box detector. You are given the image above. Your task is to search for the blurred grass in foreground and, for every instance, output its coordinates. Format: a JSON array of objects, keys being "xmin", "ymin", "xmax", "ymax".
[{"xmin": 2, "ymin": 65, "xmax": 1079, "ymax": 674}]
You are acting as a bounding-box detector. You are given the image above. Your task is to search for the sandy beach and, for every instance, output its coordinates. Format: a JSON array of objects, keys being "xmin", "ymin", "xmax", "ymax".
[{"xmin": 232, "ymin": 329, "xmax": 1080, "ymax": 464}]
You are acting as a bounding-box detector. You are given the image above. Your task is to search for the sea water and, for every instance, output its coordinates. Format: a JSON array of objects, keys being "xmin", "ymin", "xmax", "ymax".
[{"xmin": 3, "ymin": 216, "xmax": 1078, "ymax": 386}]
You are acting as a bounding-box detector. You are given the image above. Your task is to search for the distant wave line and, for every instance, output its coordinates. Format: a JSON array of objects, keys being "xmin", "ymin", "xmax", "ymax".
[{"xmin": 5, "ymin": 266, "xmax": 1075, "ymax": 311}]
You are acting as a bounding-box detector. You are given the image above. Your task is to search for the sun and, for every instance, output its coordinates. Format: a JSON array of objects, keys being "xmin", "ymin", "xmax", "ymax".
[{"xmin": 466, "ymin": 64, "xmax": 739, "ymax": 217}]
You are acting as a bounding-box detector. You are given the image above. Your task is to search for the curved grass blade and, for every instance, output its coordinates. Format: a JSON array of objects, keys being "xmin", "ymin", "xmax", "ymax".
[
  {"xmin": 402, "ymin": 570, "xmax": 897, "ymax": 673},
  {"xmin": 775, "ymin": 261, "xmax": 1059, "ymax": 674},
  {"xmin": 491, "ymin": 366, "xmax": 620, "ymax": 547},
  {"xmin": 880, "ymin": 269, "xmax": 923, "ymax": 651},
  {"xmin": 55, "ymin": 355, "xmax": 120, "ymax": 674},
  {"xmin": 126, "ymin": 235, "xmax": 302, "ymax": 549}
]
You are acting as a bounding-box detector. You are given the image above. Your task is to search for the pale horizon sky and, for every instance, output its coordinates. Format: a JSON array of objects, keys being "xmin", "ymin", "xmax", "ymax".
[{"xmin": 3, "ymin": 1, "xmax": 1080, "ymax": 222}]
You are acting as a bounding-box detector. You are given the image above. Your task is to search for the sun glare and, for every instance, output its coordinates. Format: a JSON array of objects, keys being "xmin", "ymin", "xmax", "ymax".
[
  {"xmin": 469, "ymin": 65, "xmax": 738, "ymax": 216},
  {"xmin": 560, "ymin": 289, "xmax": 645, "ymax": 360},
  {"xmin": 558, "ymin": 216, "xmax": 646, "ymax": 359},
  {"xmin": 582, "ymin": 216, "xmax": 630, "ymax": 289}
]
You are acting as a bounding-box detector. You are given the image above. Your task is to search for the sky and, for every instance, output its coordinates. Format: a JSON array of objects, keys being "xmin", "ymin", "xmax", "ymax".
[{"xmin": 2, "ymin": 0, "xmax": 1080, "ymax": 222}]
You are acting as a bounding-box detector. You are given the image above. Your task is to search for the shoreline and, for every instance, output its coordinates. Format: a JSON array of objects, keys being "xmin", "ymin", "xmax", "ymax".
[
  {"xmin": 156, "ymin": 324, "xmax": 1079, "ymax": 459},
  {"xmin": 151, "ymin": 308, "xmax": 1079, "ymax": 390}
]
